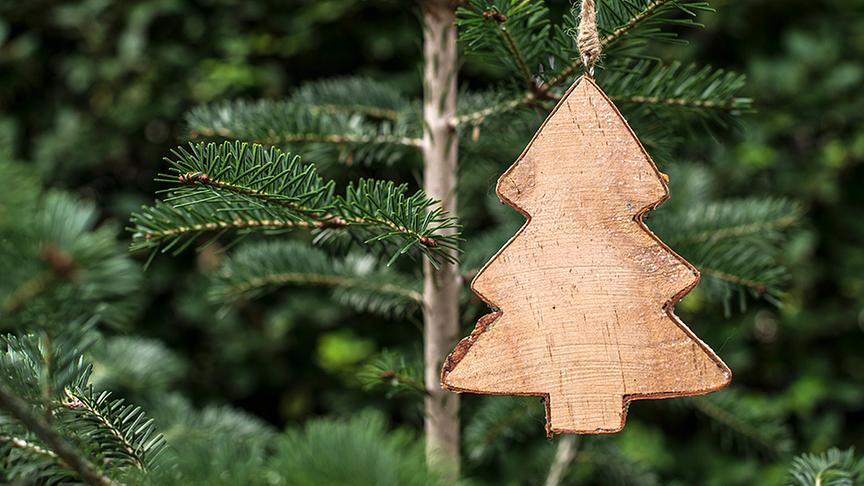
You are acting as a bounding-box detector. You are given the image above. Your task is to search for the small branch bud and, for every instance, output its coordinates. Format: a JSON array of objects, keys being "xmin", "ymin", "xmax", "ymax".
[
  {"xmin": 419, "ymin": 235, "xmax": 439, "ymax": 247},
  {"xmin": 178, "ymin": 172, "xmax": 211, "ymax": 185}
]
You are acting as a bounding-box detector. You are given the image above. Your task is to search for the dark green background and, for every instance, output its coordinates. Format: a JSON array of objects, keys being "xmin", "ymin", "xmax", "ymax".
[{"xmin": 1, "ymin": 0, "xmax": 862, "ymax": 484}]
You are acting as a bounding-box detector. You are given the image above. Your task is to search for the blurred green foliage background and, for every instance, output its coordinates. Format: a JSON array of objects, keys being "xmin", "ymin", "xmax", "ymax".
[{"xmin": 1, "ymin": 0, "xmax": 863, "ymax": 484}]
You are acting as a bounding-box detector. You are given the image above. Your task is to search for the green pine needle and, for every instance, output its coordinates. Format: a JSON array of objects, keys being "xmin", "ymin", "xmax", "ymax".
[{"xmin": 787, "ymin": 448, "xmax": 864, "ymax": 486}]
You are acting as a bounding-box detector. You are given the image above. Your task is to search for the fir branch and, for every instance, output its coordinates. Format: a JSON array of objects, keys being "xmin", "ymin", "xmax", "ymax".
[
  {"xmin": 651, "ymin": 196, "xmax": 799, "ymax": 308},
  {"xmin": 456, "ymin": 59, "xmax": 751, "ymax": 129},
  {"xmin": 268, "ymin": 413, "xmax": 434, "ymax": 485},
  {"xmin": 311, "ymin": 104, "xmax": 402, "ymax": 122},
  {"xmin": 290, "ymin": 77, "xmax": 410, "ymax": 122},
  {"xmin": 191, "ymin": 127, "xmax": 421, "ymax": 148},
  {"xmin": 697, "ymin": 267, "xmax": 773, "ymax": 294},
  {"xmin": 210, "ymin": 241, "xmax": 422, "ymax": 317},
  {"xmin": 464, "ymin": 397, "xmax": 544, "ymax": 462},
  {"xmin": 130, "ymin": 200, "xmax": 318, "ymax": 247},
  {"xmin": 543, "ymin": 0, "xmax": 713, "ymax": 91},
  {"xmin": 0, "ymin": 330, "xmax": 95, "ymax": 406},
  {"xmin": 452, "ymin": 92, "xmax": 535, "ymax": 127},
  {"xmin": 129, "ymin": 142, "xmax": 460, "ymax": 266},
  {"xmin": 600, "ymin": 61, "xmax": 752, "ymax": 116},
  {"xmin": 186, "ymin": 100, "xmax": 420, "ymax": 166},
  {"xmin": 335, "ymin": 178, "xmax": 461, "ymax": 263},
  {"xmin": 454, "ymin": 1, "xmax": 734, "ymax": 128},
  {"xmin": 63, "ymin": 386, "xmax": 167, "ymax": 472},
  {"xmin": 218, "ymin": 272, "xmax": 417, "ymax": 306},
  {"xmin": 613, "ymin": 94, "xmax": 741, "ymax": 110},
  {"xmin": 457, "ymin": 1, "xmax": 552, "ymax": 88},
  {"xmin": 0, "ymin": 188, "xmax": 142, "ymax": 328},
  {"xmin": 787, "ymin": 448, "xmax": 864, "ymax": 486},
  {"xmin": 656, "ymin": 198, "xmax": 799, "ymax": 245},
  {"xmin": 602, "ymin": 0, "xmax": 695, "ymax": 48},
  {"xmin": 690, "ymin": 391, "xmax": 793, "ymax": 458},
  {"xmin": 0, "ymin": 434, "xmax": 58, "ymax": 461},
  {"xmin": 0, "ymin": 384, "xmax": 117, "ymax": 486},
  {"xmin": 500, "ymin": 27, "xmax": 536, "ymax": 87}
]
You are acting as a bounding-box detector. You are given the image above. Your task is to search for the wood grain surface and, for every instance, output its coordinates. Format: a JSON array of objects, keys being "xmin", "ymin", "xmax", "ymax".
[{"xmin": 441, "ymin": 75, "xmax": 731, "ymax": 436}]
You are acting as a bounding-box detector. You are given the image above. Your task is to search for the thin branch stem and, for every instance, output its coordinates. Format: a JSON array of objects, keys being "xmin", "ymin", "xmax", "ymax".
[
  {"xmin": 311, "ymin": 104, "xmax": 401, "ymax": 122},
  {"xmin": 151, "ymin": 173, "xmax": 439, "ymax": 248},
  {"xmin": 691, "ymin": 398, "xmax": 782, "ymax": 456},
  {"xmin": 64, "ymin": 390, "xmax": 145, "ymax": 471},
  {"xmin": 603, "ymin": 0, "xmax": 671, "ymax": 47},
  {"xmin": 138, "ymin": 218, "xmax": 318, "ymax": 242},
  {"xmin": 677, "ymin": 216, "xmax": 798, "ymax": 244},
  {"xmin": 451, "ymin": 93, "xmax": 535, "ymax": 127},
  {"xmin": 180, "ymin": 180, "xmax": 325, "ymax": 215},
  {"xmin": 461, "ymin": 1, "xmax": 535, "ymax": 86},
  {"xmin": 221, "ymin": 271, "xmax": 423, "ymax": 303},
  {"xmin": 191, "ymin": 128, "xmax": 422, "ymax": 148},
  {"xmin": 0, "ymin": 434, "xmax": 59, "ymax": 461},
  {"xmin": 538, "ymin": 58, "xmax": 582, "ymax": 97},
  {"xmin": 611, "ymin": 95, "xmax": 746, "ymax": 110},
  {"xmin": 0, "ymin": 385, "xmax": 117, "ymax": 486},
  {"xmin": 699, "ymin": 267, "xmax": 769, "ymax": 294},
  {"xmin": 499, "ymin": 26, "xmax": 535, "ymax": 87},
  {"xmin": 173, "ymin": 177, "xmax": 442, "ymax": 248},
  {"xmin": 379, "ymin": 370, "xmax": 429, "ymax": 396}
]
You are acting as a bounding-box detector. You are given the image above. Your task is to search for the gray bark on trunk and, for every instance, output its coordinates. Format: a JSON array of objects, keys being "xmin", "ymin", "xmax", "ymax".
[{"xmin": 421, "ymin": 0, "xmax": 460, "ymax": 479}]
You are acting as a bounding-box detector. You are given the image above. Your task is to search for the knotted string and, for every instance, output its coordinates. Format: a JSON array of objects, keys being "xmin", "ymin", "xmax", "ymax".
[{"xmin": 577, "ymin": 0, "xmax": 601, "ymax": 77}]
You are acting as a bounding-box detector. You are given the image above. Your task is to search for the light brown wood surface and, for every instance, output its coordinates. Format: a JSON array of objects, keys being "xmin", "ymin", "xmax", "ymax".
[{"xmin": 441, "ymin": 75, "xmax": 731, "ymax": 435}]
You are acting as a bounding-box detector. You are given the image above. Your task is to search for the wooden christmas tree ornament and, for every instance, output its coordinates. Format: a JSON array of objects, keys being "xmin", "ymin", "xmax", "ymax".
[{"xmin": 440, "ymin": 72, "xmax": 732, "ymax": 435}]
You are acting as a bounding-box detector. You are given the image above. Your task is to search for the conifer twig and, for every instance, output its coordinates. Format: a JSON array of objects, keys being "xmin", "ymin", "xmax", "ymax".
[
  {"xmin": 0, "ymin": 434, "xmax": 59, "ymax": 461},
  {"xmin": 699, "ymin": 267, "xmax": 770, "ymax": 294},
  {"xmin": 0, "ymin": 385, "xmax": 117, "ymax": 486},
  {"xmin": 64, "ymin": 389, "xmax": 146, "ymax": 471},
  {"xmin": 611, "ymin": 95, "xmax": 743, "ymax": 110},
  {"xmin": 130, "ymin": 142, "xmax": 460, "ymax": 265},
  {"xmin": 219, "ymin": 271, "xmax": 422, "ymax": 304},
  {"xmin": 455, "ymin": 0, "xmax": 724, "ymax": 126},
  {"xmin": 691, "ymin": 397, "xmax": 784, "ymax": 456},
  {"xmin": 190, "ymin": 127, "xmax": 422, "ymax": 148}
]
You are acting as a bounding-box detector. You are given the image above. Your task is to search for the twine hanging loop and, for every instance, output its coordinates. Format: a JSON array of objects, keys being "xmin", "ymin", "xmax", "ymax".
[{"xmin": 577, "ymin": 0, "xmax": 601, "ymax": 76}]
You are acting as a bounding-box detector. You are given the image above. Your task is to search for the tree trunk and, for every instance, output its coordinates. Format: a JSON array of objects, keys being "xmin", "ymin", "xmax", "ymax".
[
  {"xmin": 421, "ymin": 0, "xmax": 460, "ymax": 479},
  {"xmin": 545, "ymin": 436, "xmax": 579, "ymax": 486}
]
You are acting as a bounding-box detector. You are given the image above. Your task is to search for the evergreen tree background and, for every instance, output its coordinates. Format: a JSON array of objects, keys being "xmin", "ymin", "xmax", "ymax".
[{"xmin": 0, "ymin": 0, "xmax": 863, "ymax": 484}]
